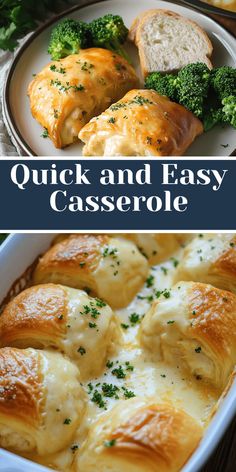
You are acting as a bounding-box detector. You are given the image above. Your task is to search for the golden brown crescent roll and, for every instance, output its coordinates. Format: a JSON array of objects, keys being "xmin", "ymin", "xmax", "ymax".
[
  {"xmin": 28, "ymin": 48, "xmax": 139, "ymax": 148},
  {"xmin": 0, "ymin": 284, "xmax": 119, "ymax": 380},
  {"xmin": 78, "ymin": 89, "xmax": 203, "ymax": 156},
  {"xmin": 33, "ymin": 234, "xmax": 148, "ymax": 308},
  {"xmin": 140, "ymin": 281, "xmax": 236, "ymax": 389},
  {"xmin": 76, "ymin": 398, "xmax": 202, "ymax": 472},
  {"xmin": 0, "ymin": 347, "xmax": 85, "ymax": 455},
  {"xmin": 174, "ymin": 233, "xmax": 236, "ymax": 293}
]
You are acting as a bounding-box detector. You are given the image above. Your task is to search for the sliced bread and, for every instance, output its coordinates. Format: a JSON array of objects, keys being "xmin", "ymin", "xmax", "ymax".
[{"xmin": 129, "ymin": 9, "xmax": 213, "ymax": 76}]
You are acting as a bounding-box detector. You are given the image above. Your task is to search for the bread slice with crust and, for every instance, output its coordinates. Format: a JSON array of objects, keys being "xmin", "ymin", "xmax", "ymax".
[{"xmin": 129, "ymin": 9, "xmax": 213, "ymax": 77}]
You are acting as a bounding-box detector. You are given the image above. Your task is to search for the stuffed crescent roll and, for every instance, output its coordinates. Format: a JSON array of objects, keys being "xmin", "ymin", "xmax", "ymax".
[
  {"xmin": 79, "ymin": 89, "xmax": 203, "ymax": 156},
  {"xmin": 28, "ymin": 48, "xmax": 139, "ymax": 148}
]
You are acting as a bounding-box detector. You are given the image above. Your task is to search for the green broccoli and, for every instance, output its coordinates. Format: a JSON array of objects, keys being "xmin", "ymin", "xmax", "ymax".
[
  {"xmin": 202, "ymin": 107, "xmax": 223, "ymax": 132},
  {"xmin": 145, "ymin": 72, "xmax": 178, "ymax": 101},
  {"xmin": 177, "ymin": 63, "xmax": 211, "ymax": 118},
  {"xmin": 48, "ymin": 19, "xmax": 91, "ymax": 60},
  {"xmin": 89, "ymin": 14, "xmax": 130, "ymax": 62},
  {"xmin": 222, "ymin": 95, "xmax": 236, "ymax": 128},
  {"xmin": 210, "ymin": 66, "xmax": 236, "ymax": 101},
  {"xmin": 209, "ymin": 67, "xmax": 236, "ymax": 128}
]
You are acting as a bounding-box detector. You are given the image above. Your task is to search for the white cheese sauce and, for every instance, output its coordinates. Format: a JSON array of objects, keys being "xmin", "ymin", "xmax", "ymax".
[{"xmin": 23, "ymin": 246, "xmax": 219, "ymax": 471}]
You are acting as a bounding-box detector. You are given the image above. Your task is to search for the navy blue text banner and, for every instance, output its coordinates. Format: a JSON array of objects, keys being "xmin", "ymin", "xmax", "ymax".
[{"xmin": 0, "ymin": 159, "xmax": 234, "ymax": 230}]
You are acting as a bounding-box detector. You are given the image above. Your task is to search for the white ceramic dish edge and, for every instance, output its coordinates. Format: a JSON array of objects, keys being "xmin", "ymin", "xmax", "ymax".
[{"xmin": 0, "ymin": 233, "xmax": 235, "ymax": 472}]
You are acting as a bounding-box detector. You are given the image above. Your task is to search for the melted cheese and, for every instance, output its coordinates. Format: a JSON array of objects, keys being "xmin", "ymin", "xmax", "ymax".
[{"xmin": 19, "ymin": 242, "xmax": 221, "ymax": 472}]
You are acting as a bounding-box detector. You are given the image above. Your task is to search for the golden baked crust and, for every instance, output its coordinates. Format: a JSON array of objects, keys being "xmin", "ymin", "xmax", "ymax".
[
  {"xmin": 33, "ymin": 234, "xmax": 149, "ymax": 308},
  {"xmin": 76, "ymin": 398, "xmax": 203, "ymax": 472},
  {"xmin": 140, "ymin": 281, "xmax": 236, "ymax": 389},
  {"xmin": 0, "ymin": 284, "xmax": 67, "ymax": 348},
  {"xmin": 35, "ymin": 234, "xmax": 108, "ymax": 276},
  {"xmin": 174, "ymin": 234, "xmax": 236, "ymax": 293},
  {"xmin": 0, "ymin": 347, "xmax": 43, "ymax": 427},
  {"xmin": 79, "ymin": 89, "xmax": 203, "ymax": 156},
  {"xmin": 188, "ymin": 282, "xmax": 236, "ymax": 359},
  {"xmin": 0, "ymin": 283, "xmax": 120, "ymax": 380},
  {"xmin": 28, "ymin": 48, "xmax": 139, "ymax": 148},
  {"xmin": 0, "ymin": 348, "xmax": 86, "ymax": 455}
]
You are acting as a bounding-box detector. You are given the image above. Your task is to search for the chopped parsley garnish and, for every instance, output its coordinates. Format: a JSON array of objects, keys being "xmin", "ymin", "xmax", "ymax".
[
  {"xmin": 63, "ymin": 418, "xmax": 71, "ymax": 425},
  {"xmin": 146, "ymin": 136, "xmax": 152, "ymax": 144},
  {"xmin": 222, "ymin": 297, "xmax": 228, "ymax": 302},
  {"xmin": 167, "ymin": 320, "xmax": 175, "ymax": 324},
  {"xmin": 41, "ymin": 127, "xmax": 49, "ymax": 138},
  {"xmin": 195, "ymin": 346, "xmax": 202, "ymax": 353},
  {"xmin": 102, "ymin": 383, "xmax": 119, "ymax": 398},
  {"xmin": 50, "ymin": 64, "xmax": 66, "ymax": 74},
  {"xmin": 146, "ymin": 274, "xmax": 154, "ymax": 288},
  {"xmin": 160, "ymin": 374, "xmax": 166, "ymax": 378},
  {"xmin": 102, "ymin": 246, "xmax": 118, "ymax": 259},
  {"xmin": 50, "ymin": 78, "xmax": 84, "ymax": 92},
  {"xmin": 131, "ymin": 95, "xmax": 153, "ymax": 106},
  {"xmin": 108, "ymin": 117, "xmax": 116, "ymax": 124},
  {"xmin": 71, "ymin": 444, "xmax": 79, "ymax": 452},
  {"xmin": 81, "ymin": 61, "xmax": 94, "ymax": 72},
  {"xmin": 110, "ymin": 102, "xmax": 126, "ymax": 111},
  {"xmin": 77, "ymin": 346, "xmax": 86, "ymax": 356},
  {"xmin": 122, "ymin": 386, "xmax": 135, "ymax": 398},
  {"xmin": 121, "ymin": 323, "xmax": 129, "ymax": 329},
  {"xmin": 230, "ymin": 242, "xmax": 235, "ymax": 247},
  {"xmin": 129, "ymin": 312, "xmax": 141, "ymax": 326},
  {"xmin": 106, "ymin": 360, "xmax": 114, "ymax": 369},
  {"xmin": 125, "ymin": 361, "xmax": 134, "ymax": 371},
  {"xmin": 91, "ymin": 390, "xmax": 106, "ymax": 408},
  {"xmin": 89, "ymin": 322, "xmax": 97, "ymax": 328},
  {"xmin": 161, "ymin": 266, "xmax": 168, "ymax": 275},
  {"xmin": 95, "ymin": 298, "xmax": 107, "ymax": 307},
  {"xmin": 137, "ymin": 294, "xmax": 154, "ymax": 303},
  {"xmin": 80, "ymin": 301, "xmax": 101, "ymax": 319},
  {"xmin": 79, "ymin": 262, "xmax": 86, "ymax": 268},
  {"xmin": 155, "ymin": 289, "xmax": 171, "ymax": 299},
  {"xmin": 170, "ymin": 257, "xmax": 179, "ymax": 268},
  {"xmin": 104, "ymin": 439, "xmax": 116, "ymax": 447},
  {"xmin": 112, "ymin": 365, "xmax": 126, "ymax": 379}
]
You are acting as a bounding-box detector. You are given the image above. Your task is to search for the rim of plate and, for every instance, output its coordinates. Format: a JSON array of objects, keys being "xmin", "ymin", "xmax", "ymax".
[{"xmin": 3, "ymin": 0, "xmax": 236, "ymax": 157}]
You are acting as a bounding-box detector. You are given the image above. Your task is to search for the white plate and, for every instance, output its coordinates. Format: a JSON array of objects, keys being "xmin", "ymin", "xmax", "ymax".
[
  {"xmin": 0, "ymin": 233, "xmax": 235, "ymax": 472},
  {"xmin": 3, "ymin": 0, "xmax": 236, "ymax": 156}
]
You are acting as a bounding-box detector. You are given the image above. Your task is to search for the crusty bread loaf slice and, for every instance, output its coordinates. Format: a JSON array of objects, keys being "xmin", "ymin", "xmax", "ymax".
[{"xmin": 129, "ymin": 9, "xmax": 213, "ymax": 76}]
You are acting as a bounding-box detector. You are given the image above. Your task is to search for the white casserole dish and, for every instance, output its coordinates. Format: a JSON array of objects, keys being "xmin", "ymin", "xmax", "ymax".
[{"xmin": 0, "ymin": 233, "xmax": 235, "ymax": 472}]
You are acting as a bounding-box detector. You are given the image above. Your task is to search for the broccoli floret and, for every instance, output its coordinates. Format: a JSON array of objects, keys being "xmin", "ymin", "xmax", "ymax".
[
  {"xmin": 89, "ymin": 14, "xmax": 130, "ymax": 62},
  {"xmin": 210, "ymin": 66, "xmax": 236, "ymax": 101},
  {"xmin": 222, "ymin": 95, "xmax": 236, "ymax": 128},
  {"xmin": 48, "ymin": 19, "xmax": 91, "ymax": 60},
  {"xmin": 145, "ymin": 72, "xmax": 178, "ymax": 101},
  {"xmin": 177, "ymin": 63, "xmax": 211, "ymax": 117},
  {"xmin": 202, "ymin": 107, "xmax": 223, "ymax": 132}
]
